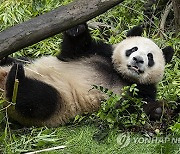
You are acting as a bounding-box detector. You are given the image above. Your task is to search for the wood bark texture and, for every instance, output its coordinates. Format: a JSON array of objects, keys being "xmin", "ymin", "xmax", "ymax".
[{"xmin": 172, "ymin": 0, "xmax": 180, "ymax": 34}]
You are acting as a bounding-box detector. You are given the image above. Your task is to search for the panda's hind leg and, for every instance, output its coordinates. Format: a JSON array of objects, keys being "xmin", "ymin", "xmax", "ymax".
[{"xmin": 5, "ymin": 63, "xmax": 59, "ymax": 120}]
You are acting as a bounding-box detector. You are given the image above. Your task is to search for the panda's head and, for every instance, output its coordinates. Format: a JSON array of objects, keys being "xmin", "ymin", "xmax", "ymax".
[{"xmin": 112, "ymin": 26, "xmax": 174, "ymax": 84}]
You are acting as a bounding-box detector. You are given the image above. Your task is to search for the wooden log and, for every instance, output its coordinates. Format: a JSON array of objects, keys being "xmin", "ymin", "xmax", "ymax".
[{"xmin": 0, "ymin": 0, "xmax": 123, "ymax": 59}]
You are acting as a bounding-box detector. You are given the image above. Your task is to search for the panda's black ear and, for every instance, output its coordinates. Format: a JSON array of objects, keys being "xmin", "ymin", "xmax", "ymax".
[
  {"xmin": 162, "ymin": 46, "xmax": 174, "ymax": 63},
  {"xmin": 127, "ymin": 26, "xmax": 143, "ymax": 37}
]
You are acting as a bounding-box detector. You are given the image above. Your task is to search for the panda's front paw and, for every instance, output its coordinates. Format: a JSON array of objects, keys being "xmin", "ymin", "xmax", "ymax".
[
  {"xmin": 153, "ymin": 107, "xmax": 163, "ymax": 119},
  {"xmin": 65, "ymin": 23, "xmax": 87, "ymax": 37},
  {"xmin": 143, "ymin": 101, "xmax": 163, "ymax": 120}
]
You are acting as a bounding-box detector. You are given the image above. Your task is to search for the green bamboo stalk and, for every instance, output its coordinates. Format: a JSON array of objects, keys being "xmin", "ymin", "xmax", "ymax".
[{"xmin": 12, "ymin": 79, "xmax": 19, "ymax": 104}]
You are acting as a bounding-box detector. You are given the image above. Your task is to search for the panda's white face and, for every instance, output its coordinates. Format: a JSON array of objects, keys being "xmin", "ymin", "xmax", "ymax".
[{"xmin": 112, "ymin": 37, "xmax": 165, "ymax": 84}]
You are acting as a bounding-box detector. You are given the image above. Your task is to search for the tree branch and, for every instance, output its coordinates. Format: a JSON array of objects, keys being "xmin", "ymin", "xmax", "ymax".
[
  {"xmin": 0, "ymin": 0, "xmax": 123, "ymax": 59},
  {"xmin": 171, "ymin": 0, "xmax": 180, "ymax": 35},
  {"xmin": 159, "ymin": 2, "xmax": 173, "ymax": 38}
]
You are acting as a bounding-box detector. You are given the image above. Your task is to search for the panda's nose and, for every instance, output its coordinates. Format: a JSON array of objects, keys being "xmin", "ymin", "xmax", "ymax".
[{"xmin": 133, "ymin": 56, "xmax": 144, "ymax": 64}]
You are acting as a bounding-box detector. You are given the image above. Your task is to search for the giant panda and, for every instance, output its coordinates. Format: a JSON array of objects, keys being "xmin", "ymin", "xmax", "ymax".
[{"xmin": 0, "ymin": 24, "xmax": 174, "ymax": 127}]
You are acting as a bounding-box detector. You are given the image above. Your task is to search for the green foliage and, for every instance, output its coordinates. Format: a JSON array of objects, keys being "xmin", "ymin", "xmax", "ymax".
[
  {"xmin": 157, "ymin": 35, "xmax": 180, "ymax": 103},
  {"xmin": 169, "ymin": 122, "xmax": 180, "ymax": 135},
  {"xmin": 0, "ymin": 127, "xmax": 62, "ymax": 153},
  {"xmin": 93, "ymin": 84, "xmax": 148, "ymax": 129},
  {"xmin": 16, "ymin": 35, "xmax": 61, "ymax": 58},
  {"xmin": 91, "ymin": 0, "xmax": 145, "ymax": 44},
  {"xmin": 0, "ymin": 0, "xmax": 179, "ymax": 153},
  {"xmin": 0, "ymin": 0, "xmax": 73, "ymax": 31}
]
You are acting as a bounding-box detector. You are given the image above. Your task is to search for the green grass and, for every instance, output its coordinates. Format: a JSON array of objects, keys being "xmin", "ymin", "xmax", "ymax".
[
  {"xmin": 1, "ymin": 124, "xmax": 180, "ymax": 153},
  {"xmin": 0, "ymin": 0, "xmax": 180, "ymax": 153}
]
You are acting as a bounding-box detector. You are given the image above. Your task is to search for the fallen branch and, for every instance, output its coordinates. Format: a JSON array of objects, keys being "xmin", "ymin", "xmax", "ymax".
[
  {"xmin": 172, "ymin": 0, "xmax": 180, "ymax": 34},
  {"xmin": 0, "ymin": 0, "xmax": 123, "ymax": 59},
  {"xmin": 159, "ymin": 2, "xmax": 173, "ymax": 38}
]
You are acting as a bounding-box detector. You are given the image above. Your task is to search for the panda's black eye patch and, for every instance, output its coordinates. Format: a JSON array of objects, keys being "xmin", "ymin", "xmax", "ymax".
[
  {"xmin": 125, "ymin": 47, "xmax": 138, "ymax": 57},
  {"xmin": 147, "ymin": 53, "xmax": 154, "ymax": 67}
]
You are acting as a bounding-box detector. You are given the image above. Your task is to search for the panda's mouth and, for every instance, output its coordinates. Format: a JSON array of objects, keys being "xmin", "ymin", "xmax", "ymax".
[{"xmin": 127, "ymin": 65, "xmax": 144, "ymax": 74}]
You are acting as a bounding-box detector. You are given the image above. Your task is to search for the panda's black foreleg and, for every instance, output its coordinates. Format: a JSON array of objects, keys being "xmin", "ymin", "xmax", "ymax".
[
  {"xmin": 57, "ymin": 23, "xmax": 93, "ymax": 61},
  {"xmin": 57, "ymin": 23, "xmax": 113, "ymax": 61},
  {"xmin": 5, "ymin": 63, "xmax": 59, "ymax": 120},
  {"xmin": 135, "ymin": 84, "xmax": 163, "ymax": 120}
]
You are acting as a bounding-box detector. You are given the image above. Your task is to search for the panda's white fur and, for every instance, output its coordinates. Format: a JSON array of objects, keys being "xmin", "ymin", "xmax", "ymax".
[{"xmin": 112, "ymin": 37, "xmax": 165, "ymax": 84}]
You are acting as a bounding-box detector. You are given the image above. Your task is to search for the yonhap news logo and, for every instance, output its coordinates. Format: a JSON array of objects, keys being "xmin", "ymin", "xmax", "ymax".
[
  {"xmin": 117, "ymin": 133, "xmax": 180, "ymax": 148},
  {"xmin": 117, "ymin": 133, "xmax": 131, "ymax": 148}
]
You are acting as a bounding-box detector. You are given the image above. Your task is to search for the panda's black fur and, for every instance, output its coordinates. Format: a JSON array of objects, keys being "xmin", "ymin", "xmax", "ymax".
[
  {"xmin": 6, "ymin": 63, "xmax": 59, "ymax": 120},
  {"xmin": 57, "ymin": 23, "xmax": 113, "ymax": 61},
  {"xmin": 0, "ymin": 23, "xmax": 174, "ymax": 127}
]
